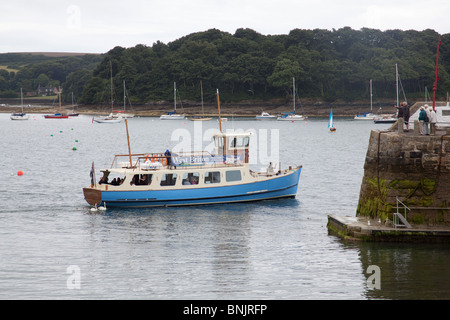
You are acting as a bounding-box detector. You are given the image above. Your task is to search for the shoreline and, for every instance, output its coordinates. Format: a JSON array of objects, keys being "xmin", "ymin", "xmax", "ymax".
[
  {"xmin": 0, "ymin": 101, "xmax": 396, "ymax": 118},
  {"xmin": 2, "ymin": 99, "xmax": 448, "ymax": 118}
]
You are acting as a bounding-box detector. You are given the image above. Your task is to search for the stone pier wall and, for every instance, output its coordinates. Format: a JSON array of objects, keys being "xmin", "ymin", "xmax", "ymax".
[{"xmin": 357, "ymin": 127, "xmax": 450, "ymax": 226}]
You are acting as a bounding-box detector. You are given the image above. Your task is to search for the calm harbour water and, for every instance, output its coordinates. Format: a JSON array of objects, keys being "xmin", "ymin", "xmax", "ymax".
[{"xmin": 1, "ymin": 112, "xmax": 450, "ymax": 300}]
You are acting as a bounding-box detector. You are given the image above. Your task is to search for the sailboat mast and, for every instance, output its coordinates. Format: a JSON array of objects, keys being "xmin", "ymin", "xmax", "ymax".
[
  {"xmin": 370, "ymin": 79, "xmax": 373, "ymax": 112},
  {"xmin": 396, "ymin": 64, "xmax": 399, "ymax": 108},
  {"xmin": 20, "ymin": 88, "xmax": 23, "ymax": 113},
  {"xmin": 125, "ymin": 119, "xmax": 133, "ymax": 167},
  {"xmin": 174, "ymin": 82, "xmax": 177, "ymax": 112},
  {"xmin": 200, "ymin": 80, "xmax": 204, "ymax": 116},
  {"xmin": 110, "ymin": 61, "xmax": 114, "ymax": 113},
  {"xmin": 293, "ymin": 77, "xmax": 296, "ymax": 114},
  {"xmin": 123, "ymin": 80, "xmax": 126, "ymax": 112},
  {"xmin": 217, "ymin": 89, "xmax": 222, "ymax": 133},
  {"xmin": 58, "ymin": 86, "xmax": 62, "ymax": 113}
]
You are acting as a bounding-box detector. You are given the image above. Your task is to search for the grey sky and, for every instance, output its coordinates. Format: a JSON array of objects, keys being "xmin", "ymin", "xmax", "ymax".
[{"xmin": 1, "ymin": 0, "xmax": 449, "ymax": 53}]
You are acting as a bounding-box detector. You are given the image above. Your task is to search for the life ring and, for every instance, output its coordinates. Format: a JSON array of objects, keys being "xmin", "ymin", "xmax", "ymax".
[
  {"xmin": 161, "ymin": 158, "xmax": 167, "ymax": 166},
  {"xmin": 145, "ymin": 154, "xmax": 151, "ymax": 162}
]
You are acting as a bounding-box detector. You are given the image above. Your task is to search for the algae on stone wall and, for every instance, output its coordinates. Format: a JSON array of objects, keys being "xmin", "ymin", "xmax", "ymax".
[
  {"xmin": 357, "ymin": 177, "xmax": 392, "ymax": 222},
  {"xmin": 357, "ymin": 176, "xmax": 437, "ymax": 223}
]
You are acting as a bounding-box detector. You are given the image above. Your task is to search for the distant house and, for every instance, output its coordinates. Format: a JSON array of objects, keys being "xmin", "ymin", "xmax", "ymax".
[{"xmin": 37, "ymin": 84, "xmax": 57, "ymax": 96}]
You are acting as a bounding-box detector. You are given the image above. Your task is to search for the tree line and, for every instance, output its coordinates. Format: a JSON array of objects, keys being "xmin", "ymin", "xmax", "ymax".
[{"xmin": 1, "ymin": 27, "xmax": 449, "ymax": 105}]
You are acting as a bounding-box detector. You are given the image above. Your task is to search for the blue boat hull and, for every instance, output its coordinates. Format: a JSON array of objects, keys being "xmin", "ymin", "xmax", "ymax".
[{"xmin": 96, "ymin": 168, "xmax": 301, "ymax": 208}]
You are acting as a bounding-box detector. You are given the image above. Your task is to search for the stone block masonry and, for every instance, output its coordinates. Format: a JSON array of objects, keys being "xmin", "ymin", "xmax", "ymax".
[{"xmin": 356, "ymin": 127, "xmax": 450, "ymax": 227}]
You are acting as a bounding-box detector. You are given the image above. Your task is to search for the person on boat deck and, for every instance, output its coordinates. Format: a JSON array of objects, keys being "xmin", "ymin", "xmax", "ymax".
[
  {"xmin": 99, "ymin": 176, "xmax": 108, "ymax": 184},
  {"xmin": 191, "ymin": 177, "xmax": 199, "ymax": 184},
  {"xmin": 267, "ymin": 162, "xmax": 275, "ymax": 175},
  {"xmin": 164, "ymin": 149, "xmax": 172, "ymax": 168}
]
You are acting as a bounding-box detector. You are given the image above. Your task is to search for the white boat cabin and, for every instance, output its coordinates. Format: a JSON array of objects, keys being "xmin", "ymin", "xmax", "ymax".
[{"xmin": 92, "ymin": 131, "xmax": 289, "ymax": 191}]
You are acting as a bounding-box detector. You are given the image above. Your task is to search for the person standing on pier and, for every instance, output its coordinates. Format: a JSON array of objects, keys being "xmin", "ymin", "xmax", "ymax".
[
  {"xmin": 396, "ymin": 102, "xmax": 410, "ymax": 131},
  {"xmin": 403, "ymin": 102, "xmax": 410, "ymax": 131},
  {"xmin": 430, "ymin": 107, "xmax": 437, "ymax": 135},
  {"xmin": 425, "ymin": 105, "xmax": 431, "ymax": 135},
  {"xmin": 418, "ymin": 106, "xmax": 427, "ymax": 135}
]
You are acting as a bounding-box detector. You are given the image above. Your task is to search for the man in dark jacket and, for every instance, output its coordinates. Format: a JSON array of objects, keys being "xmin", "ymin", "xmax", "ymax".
[{"xmin": 402, "ymin": 102, "xmax": 410, "ymax": 131}]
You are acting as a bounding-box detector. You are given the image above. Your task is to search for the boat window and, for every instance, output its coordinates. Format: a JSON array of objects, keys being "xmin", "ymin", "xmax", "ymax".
[
  {"xmin": 230, "ymin": 137, "xmax": 245, "ymax": 148},
  {"xmin": 160, "ymin": 173, "xmax": 177, "ymax": 186},
  {"xmin": 204, "ymin": 171, "xmax": 221, "ymax": 184},
  {"xmin": 182, "ymin": 172, "xmax": 200, "ymax": 185},
  {"xmin": 214, "ymin": 136, "xmax": 224, "ymax": 148},
  {"xmin": 226, "ymin": 170, "xmax": 242, "ymax": 182},
  {"xmin": 244, "ymin": 137, "xmax": 249, "ymax": 147},
  {"xmin": 130, "ymin": 174, "xmax": 152, "ymax": 186},
  {"xmin": 443, "ymin": 110, "xmax": 450, "ymax": 116},
  {"xmin": 98, "ymin": 171, "xmax": 125, "ymax": 186}
]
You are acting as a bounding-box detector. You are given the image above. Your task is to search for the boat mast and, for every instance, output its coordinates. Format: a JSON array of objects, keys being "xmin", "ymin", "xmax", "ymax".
[
  {"xmin": 125, "ymin": 119, "xmax": 133, "ymax": 167},
  {"xmin": 396, "ymin": 64, "xmax": 399, "ymax": 108},
  {"xmin": 370, "ymin": 79, "xmax": 373, "ymax": 112},
  {"xmin": 293, "ymin": 77, "xmax": 296, "ymax": 114},
  {"xmin": 123, "ymin": 80, "xmax": 126, "ymax": 112},
  {"xmin": 20, "ymin": 88, "xmax": 23, "ymax": 113},
  {"xmin": 110, "ymin": 60, "xmax": 114, "ymax": 113},
  {"xmin": 200, "ymin": 80, "xmax": 204, "ymax": 116},
  {"xmin": 174, "ymin": 82, "xmax": 177, "ymax": 113},
  {"xmin": 217, "ymin": 89, "xmax": 222, "ymax": 133},
  {"xmin": 432, "ymin": 36, "xmax": 442, "ymax": 112},
  {"xmin": 58, "ymin": 86, "xmax": 62, "ymax": 113}
]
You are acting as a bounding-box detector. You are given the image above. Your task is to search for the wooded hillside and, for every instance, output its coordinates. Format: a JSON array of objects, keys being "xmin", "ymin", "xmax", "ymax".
[{"xmin": 1, "ymin": 27, "xmax": 449, "ymax": 106}]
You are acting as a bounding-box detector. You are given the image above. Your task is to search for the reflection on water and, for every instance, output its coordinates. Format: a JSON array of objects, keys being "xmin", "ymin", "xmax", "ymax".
[
  {"xmin": 1, "ymin": 114, "xmax": 449, "ymax": 299},
  {"xmin": 354, "ymin": 242, "xmax": 450, "ymax": 299}
]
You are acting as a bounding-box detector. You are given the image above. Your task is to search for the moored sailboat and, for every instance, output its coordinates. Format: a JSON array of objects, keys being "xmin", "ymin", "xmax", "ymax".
[
  {"xmin": 189, "ymin": 80, "xmax": 212, "ymax": 121},
  {"xmin": 10, "ymin": 88, "xmax": 29, "ymax": 120},
  {"xmin": 44, "ymin": 87, "xmax": 69, "ymax": 119},
  {"xmin": 160, "ymin": 82, "xmax": 186, "ymax": 120},
  {"xmin": 93, "ymin": 61, "xmax": 123, "ymax": 124},
  {"xmin": 354, "ymin": 79, "xmax": 375, "ymax": 120},
  {"xmin": 68, "ymin": 92, "xmax": 79, "ymax": 117},
  {"xmin": 111, "ymin": 80, "xmax": 134, "ymax": 119},
  {"xmin": 374, "ymin": 64, "xmax": 401, "ymax": 124},
  {"xmin": 277, "ymin": 77, "xmax": 305, "ymax": 121}
]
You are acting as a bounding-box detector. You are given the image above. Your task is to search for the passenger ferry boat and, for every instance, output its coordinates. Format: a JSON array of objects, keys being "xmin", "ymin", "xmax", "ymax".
[
  {"xmin": 83, "ymin": 90, "xmax": 302, "ymax": 208},
  {"xmin": 83, "ymin": 131, "xmax": 302, "ymax": 208}
]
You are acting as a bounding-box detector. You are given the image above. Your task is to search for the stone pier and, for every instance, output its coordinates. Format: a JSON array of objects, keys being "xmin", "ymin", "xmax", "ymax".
[{"xmin": 328, "ymin": 104, "xmax": 450, "ymax": 241}]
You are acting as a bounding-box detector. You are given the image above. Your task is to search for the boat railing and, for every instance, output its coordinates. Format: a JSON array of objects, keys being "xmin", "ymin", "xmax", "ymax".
[
  {"xmin": 110, "ymin": 153, "xmax": 147, "ymax": 169},
  {"xmin": 110, "ymin": 152, "xmax": 246, "ymax": 171}
]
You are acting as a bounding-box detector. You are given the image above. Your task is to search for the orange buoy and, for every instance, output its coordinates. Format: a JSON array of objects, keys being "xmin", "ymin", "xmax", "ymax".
[{"xmin": 17, "ymin": 170, "xmax": 24, "ymax": 176}]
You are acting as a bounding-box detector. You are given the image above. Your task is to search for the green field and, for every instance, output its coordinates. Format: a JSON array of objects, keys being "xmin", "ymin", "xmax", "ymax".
[{"xmin": 0, "ymin": 65, "xmax": 19, "ymax": 73}]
